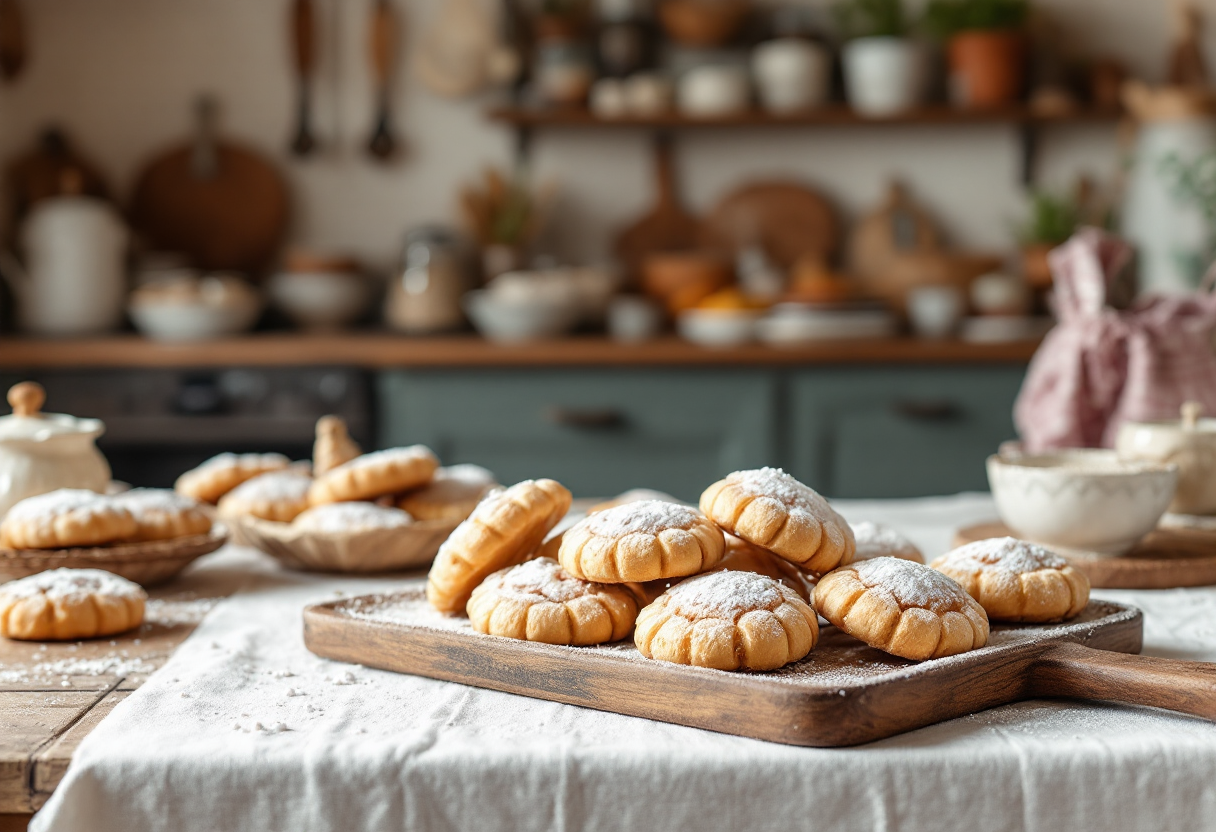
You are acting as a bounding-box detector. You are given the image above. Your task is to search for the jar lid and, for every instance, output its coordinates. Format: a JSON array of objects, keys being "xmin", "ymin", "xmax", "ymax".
[{"xmin": 0, "ymin": 382, "xmax": 105, "ymax": 442}]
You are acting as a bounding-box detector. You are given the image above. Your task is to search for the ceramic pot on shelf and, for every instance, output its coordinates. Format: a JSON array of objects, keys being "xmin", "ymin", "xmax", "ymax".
[
  {"xmin": 752, "ymin": 38, "xmax": 830, "ymax": 114},
  {"xmin": 947, "ymin": 29, "xmax": 1026, "ymax": 108},
  {"xmin": 0, "ymin": 382, "xmax": 111, "ymax": 517},
  {"xmin": 842, "ymin": 37, "xmax": 925, "ymax": 117},
  {"xmin": 386, "ymin": 227, "xmax": 471, "ymax": 334}
]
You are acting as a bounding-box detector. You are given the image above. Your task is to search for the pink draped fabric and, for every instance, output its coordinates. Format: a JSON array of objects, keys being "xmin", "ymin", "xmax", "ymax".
[{"xmin": 1014, "ymin": 227, "xmax": 1216, "ymax": 452}]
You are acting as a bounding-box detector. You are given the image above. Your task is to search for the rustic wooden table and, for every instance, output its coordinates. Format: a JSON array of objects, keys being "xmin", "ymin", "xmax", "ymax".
[{"xmin": 0, "ymin": 566, "xmax": 246, "ymax": 830}]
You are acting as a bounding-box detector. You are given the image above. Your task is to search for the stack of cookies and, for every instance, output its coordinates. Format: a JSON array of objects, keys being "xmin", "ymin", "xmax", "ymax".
[
  {"xmin": 426, "ymin": 467, "xmax": 1093, "ymax": 674},
  {"xmin": 186, "ymin": 416, "xmax": 498, "ymax": 537}
]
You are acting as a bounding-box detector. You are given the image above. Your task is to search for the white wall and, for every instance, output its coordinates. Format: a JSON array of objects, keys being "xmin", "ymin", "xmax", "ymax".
[{"xmin": 0, "ymin": 0, "xmax": 1200, "ymax": 271}]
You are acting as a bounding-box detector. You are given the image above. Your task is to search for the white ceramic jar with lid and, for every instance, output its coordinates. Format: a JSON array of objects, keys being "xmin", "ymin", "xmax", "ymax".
[
  {"xmin": 1117, "ymin": 401, "xmax": 1216, "ymax": 516},
  {"xmin": 0, "ymin": 382, "xmax": 111, "ymax": 517}
]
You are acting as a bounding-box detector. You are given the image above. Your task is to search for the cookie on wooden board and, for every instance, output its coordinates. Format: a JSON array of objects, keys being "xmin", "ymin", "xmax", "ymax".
[
  {"xmin": 931, "ymin": 537, "xmax": 1089, "ymax": 623},
  {"xmin": 0, "ymin": 568, "xmax": 147, "ymax": 641}
]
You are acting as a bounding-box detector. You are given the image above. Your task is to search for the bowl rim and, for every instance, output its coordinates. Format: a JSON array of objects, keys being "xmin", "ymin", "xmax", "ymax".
[{"xmin": 987, "ymin": 452, "xmax": 1178, "ymax": 478}]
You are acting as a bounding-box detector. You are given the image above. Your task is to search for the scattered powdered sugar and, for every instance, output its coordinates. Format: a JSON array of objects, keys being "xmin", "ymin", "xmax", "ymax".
[
  {"xmin": 851, "ymin": 521, "xmax": 923, "ymax": 562},
  {"xmin": 144, "ymin": 595, "xmax": 220, "ymax": 626},
  {"xmin": 0, "ymin": 567, "xmax": 146, "ymax": 602},
  {"xmin": 223, "ymin": 470, "xmax": 312, "ymax": 503},
  {"xmin": 583, "ymin": 500, "xmax": 699, "ymax": 537},
  {"xmin": 937, "ymin": 536, "xmax": 1067, "ymax": 574},
  {"xmin": 0, "ymin": 651, "xmax": 157, "ymax": 685},
  {"xmin": 665, "ymin": 570, "xmax": 782, "ymax": 620},
  {"xmin": 2, "ymin": 488, "xmax": 110, "ymax": 522},
  {"xmin": 488, "ymin": 557, "xmax": 591, "ymax": 603},
  {"xmin": 293, "ymin": 502, "xmax": 413, "ymax": 533},
  {"xmin": 851, "ymin": 557, "xmax": 967, "ymax": 612},
  {"xmin": 339, "ymin": 445, "xmax": 436, "ymax": 473}
]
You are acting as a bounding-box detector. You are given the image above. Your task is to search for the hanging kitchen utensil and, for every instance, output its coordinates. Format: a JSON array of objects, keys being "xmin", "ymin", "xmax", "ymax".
[
  {"xmin": 129, "ymin": 96, "xmax": 290, "ymax": 276},
  {"xmin": 0, "ymin": 0, "xmax": 25, "ymax": 81},
  {"xmin": 367, "ymin": 0, "xmax": 400, "ymax": 161},
  {"xmin": 290, "ymin": 0, "xmax": 319, "ymax": 156},
  {"xmin": 615, "ymin": 135, "xmax": 701, "ymax": 287}
]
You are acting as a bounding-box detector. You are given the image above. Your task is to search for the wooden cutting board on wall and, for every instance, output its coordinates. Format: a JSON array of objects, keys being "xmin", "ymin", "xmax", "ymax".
[{"xmin": 129, "ymin": 97, "xmax": 289, "ymax": 276}]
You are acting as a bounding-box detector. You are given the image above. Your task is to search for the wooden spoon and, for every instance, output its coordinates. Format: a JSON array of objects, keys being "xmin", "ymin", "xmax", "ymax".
[
  {"xmin": 367, "ymin": 0, "xmax": 400, "ymax": 161},
  {"xmin": 290, "ymin": 0, "xmax": 318, "ymax": 157},
  {"xmin": 0, "ymin": 0, "xmax": 25, "ymax": 81},
  {"xmin": 614, "ymin": 136, "xmax": 701, "ymax": 288}
]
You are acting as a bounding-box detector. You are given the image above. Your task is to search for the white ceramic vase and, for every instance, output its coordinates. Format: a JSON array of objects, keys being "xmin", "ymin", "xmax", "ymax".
[
  {"xmin": 752, "ymin": 38, "xmax": 829, "ymax": 114},
  {"xmin": 842, "ymin": 37, "xmax": 924, "ymax": 117}
]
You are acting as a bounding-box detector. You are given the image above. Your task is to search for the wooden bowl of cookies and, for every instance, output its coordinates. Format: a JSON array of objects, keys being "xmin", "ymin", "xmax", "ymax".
[{"xmin": 0, "ymin": 488, "xmax": 229, "ymax": 586}]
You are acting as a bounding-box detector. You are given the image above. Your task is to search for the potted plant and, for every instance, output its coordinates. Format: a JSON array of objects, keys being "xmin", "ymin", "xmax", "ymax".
[
  {"xmin": 833, "ymin": 0, "xmax": 924, "ymax": 117},
  {"xmin": 1017, "ymin": 189, "xmax": 1077, "ymax": 288},
  {"xmin": 922, "ymin": 0, "xmax": 1029, "ymax": 108}
]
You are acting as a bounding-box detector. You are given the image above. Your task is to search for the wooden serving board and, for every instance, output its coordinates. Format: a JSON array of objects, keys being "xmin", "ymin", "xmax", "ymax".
[
  {"xmin": 304, "ymin": 590, "xmax": 1216, "ymax": 747},
  {"xmin": 954, "ymin": 522, "xmax": 1216, "ymax": 589}
]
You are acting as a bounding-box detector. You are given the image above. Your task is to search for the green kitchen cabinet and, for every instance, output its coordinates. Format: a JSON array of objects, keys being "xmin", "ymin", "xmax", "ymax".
[
  {"xmin": 379, "ymin": 370, "xmax": 780, "ymax": 501},
  {"xmin": 787, "ymin": 366, "xmax": 1024, "ymax": 498},
  {"xmin": 378, "ymin": 364, "xmax": 1026, "ymax": 501}
]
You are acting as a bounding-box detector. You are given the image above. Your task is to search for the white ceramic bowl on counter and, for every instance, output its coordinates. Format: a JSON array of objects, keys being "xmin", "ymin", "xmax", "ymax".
[
  {"xmin": 676, "ymin": 308, "xmax": 761, "ymax": 347},
  {"xmin": 462, "ymin": 289, "xmax": 581, "ymax": 343},
  {"xmin": 987, "ymin": 449, "xmax": 1178, "ymax": 556},
  {"xmin": 128, "ymin": 274, "xmax": 262, "ymax": 343},
  {"xmin": 267, "ymin": 270, "xmax": 371, "ymax": 330}
]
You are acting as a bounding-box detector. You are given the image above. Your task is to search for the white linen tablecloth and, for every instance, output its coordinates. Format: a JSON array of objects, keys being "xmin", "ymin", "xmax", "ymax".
[{"xmin": 31, "ymin": 494, "xmax": 1216, "ymax": 832}]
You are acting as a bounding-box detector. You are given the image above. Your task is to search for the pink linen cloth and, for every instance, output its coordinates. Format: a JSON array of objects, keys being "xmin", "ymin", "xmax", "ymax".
[{"xmin": 1015, "ymin": 227, "xmax": 1216, "ymax": 452}]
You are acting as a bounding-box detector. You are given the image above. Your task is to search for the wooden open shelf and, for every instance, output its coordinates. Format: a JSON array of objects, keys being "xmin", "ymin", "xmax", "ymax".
[{"xmin": 487, "ymin": 104, "xmax": 1124, "ymax": 130}]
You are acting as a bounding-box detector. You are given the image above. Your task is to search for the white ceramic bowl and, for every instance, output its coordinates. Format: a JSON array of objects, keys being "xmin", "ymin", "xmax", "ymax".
[
  {"xmin": 129, "ymin": 294, "xmax": 262, "ymax": 343},
  {"xmin": 987, "ymin": 450, "xmax": 1178, "ymax": 555},
  {"xmin": 677, "ymin": 309, "xmax": 760, "ymax": 347},
  {"xmin": 268, "ymin": 271, "xmax": 371, "ymax": 330},
  {"xmin": 462, "ymin": 290, "xmax": 581, "ymax": 343}
]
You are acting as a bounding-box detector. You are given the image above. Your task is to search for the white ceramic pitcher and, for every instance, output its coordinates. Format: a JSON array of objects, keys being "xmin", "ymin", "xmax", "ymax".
[{"xmin": 0, "ymin": 191, "xmax": 129, "ymax": 336}]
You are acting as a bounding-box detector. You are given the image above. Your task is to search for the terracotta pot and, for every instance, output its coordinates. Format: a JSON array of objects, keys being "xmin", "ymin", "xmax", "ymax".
[
  {"xmin": 658, "ymin": 0, "xmax": 749, "ymax": 48},
  {"xmin": 948, "ymin": 29, "xmax": 1026, "ymax": 108}
]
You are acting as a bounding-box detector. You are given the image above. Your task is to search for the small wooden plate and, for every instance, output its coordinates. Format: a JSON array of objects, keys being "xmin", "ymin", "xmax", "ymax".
[
  {"xmin": 953, "ymin": 522, "xmax": 1216, "ymax": 589},
  {"xmin": 304, "ymin": 590, "xmax": 1216, "ymax": 747},
  {"xmin": 0, "ymin": 527, "xmax": 229, "ymax": 587}
]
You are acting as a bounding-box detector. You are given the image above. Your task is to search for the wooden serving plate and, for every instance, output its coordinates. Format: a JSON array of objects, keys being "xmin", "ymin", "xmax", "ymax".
[
  {"xmin": 304, "ymin": 589, "xmax": 1216, "ymax": 747},
  {"xmin": 954, "ymin": 522, "xmax": 1216, "ymax": 589}
]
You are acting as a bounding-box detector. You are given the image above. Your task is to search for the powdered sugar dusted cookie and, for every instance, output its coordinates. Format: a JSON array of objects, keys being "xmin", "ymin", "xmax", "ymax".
[
  {"xmin": 468, "ymin": 557, "xmax": 638, "ymax": 645},
  {"xmin": 931, "ymin": 537, "xmax": 1089, "ymax": 623},
  {"xmin": 110, "ymin": 488, "xmax": 213, "ymax": 542},
  {"xmin": 309, "ymin": 446, "xmax": 439, "ymax": 505},
  {"xmin": 814, "ymin": 557, "xmax": 989, "ymax": 661},
  {"xmin": 218, "ymin": 470, "xmax": 313, "ymax": 523},
  {"xmin": 700, "ymin": 468, "xmax": 855, "ymax": 574},
  {"xmin": 427, "ymin": 479, "xmax": 572, "ymax": 612},
  {"xmin": 0, "ymin": 568, "xmax": 146, "ymax": 640},
  {"xmin": 397, "ymin": 464, "xmax": 497, "ymax": 522},
  {"xmin": 635, "ymin": 570, "xmax": 818, "ymax": 671},
  {"xmin": 175, "ymin": 452, "xmax": 291, "ymax": 504},
  {"xmin": 559, "ymin": 499, "xmax": 725, "ymax": 583},
  {"xmin": 293, "ymin": 501, "xmax": 413, "ymax": 533},
  {"xmin": 851, "ymin": 521, "xmax": 924, "ymax": 563},
  {"xmin": 0, "ymin": 489, "xmax": 137, "ymax": 550}
]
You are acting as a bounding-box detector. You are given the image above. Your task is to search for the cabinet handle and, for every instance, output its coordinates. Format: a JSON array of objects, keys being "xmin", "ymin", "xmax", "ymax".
[
  {"xmin": 891, "ymin": 399, "xmax": 962, "ymax": 421},
  {"xmin": 544, "ymin": 406, "xmax": 627, "ymax": 429}
]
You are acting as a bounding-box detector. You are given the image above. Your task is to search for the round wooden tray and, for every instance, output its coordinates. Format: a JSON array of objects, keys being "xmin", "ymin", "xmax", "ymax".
[
  {"xmin": 953, "ymin": 522, "xmax": 1216, "ymax": 589},
  {"xmin": 0, "ymin": 527, "xmax": 229, "ymax": 587}
]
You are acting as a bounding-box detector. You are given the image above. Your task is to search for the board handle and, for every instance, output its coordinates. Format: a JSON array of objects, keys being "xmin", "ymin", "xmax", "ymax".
[{"xmin": 1031, "ymin": 642, "xmax": 1216, "ymax": 720}]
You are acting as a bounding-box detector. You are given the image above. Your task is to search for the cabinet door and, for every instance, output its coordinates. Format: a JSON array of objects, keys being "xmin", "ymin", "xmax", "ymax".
[
  {"xmin": 379, "ymin": 370, "xmax": 778, "ymax": 501},
  {"xmin": 789, "ymin": 366, "xmax": 1025, "ymax": 498}
]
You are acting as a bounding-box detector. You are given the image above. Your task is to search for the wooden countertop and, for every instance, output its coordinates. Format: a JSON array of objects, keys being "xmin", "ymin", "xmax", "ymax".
[{"xmin": 0, "ymin": 334, "xmax": 1041, "ymax": 369}]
